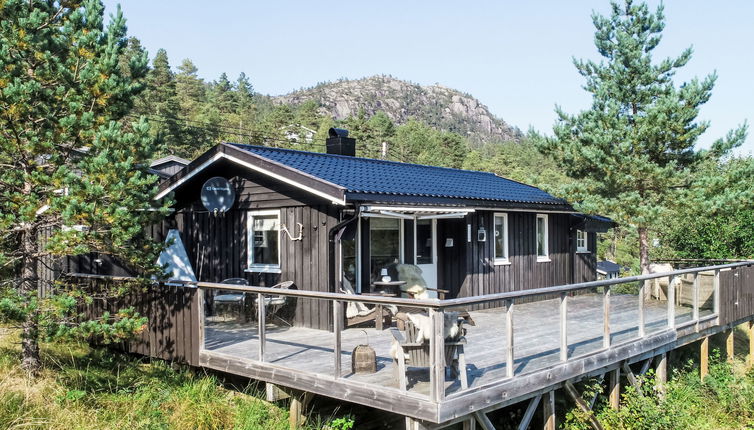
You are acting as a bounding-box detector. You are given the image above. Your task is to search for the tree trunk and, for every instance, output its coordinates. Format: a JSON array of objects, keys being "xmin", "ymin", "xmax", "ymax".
[
  {"xmin": 638, "ymin": 226, "xmax": 650, "ymax": 275},
  {"xmin": 20, "ymin": 223, "xmax": 41, "ymax": 377}
]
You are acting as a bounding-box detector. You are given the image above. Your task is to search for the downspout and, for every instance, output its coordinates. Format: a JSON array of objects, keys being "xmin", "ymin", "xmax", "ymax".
[{"xmin": 328, "ymin": 205, "xmax": 360, "ymax": 295}]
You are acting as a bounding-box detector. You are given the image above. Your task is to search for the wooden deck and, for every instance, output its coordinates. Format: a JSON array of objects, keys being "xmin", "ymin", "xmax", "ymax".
[{"xmin": 203, "ymin": 293, "xmax": 703, "ymax": 399}]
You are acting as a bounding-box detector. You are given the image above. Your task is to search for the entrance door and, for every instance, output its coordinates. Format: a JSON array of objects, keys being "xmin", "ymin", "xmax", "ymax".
[{"xmin": 415, "ymin": 219, "xmax": 438, "ymax": 298}]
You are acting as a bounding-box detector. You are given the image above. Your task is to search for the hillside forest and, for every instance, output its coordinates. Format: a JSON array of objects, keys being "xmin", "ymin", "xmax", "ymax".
[{"xmin": 124, "ymin": 41, "xmax": 754, "ymax": 272}]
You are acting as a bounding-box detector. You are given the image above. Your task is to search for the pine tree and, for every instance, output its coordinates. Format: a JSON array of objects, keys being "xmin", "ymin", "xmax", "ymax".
[
  {"xmin": 537, "ymin": 0, "xmax": 747, "ymax": 273},
  {"xmin": 136, "ymin": 49, "xmax": 185, "ymax": 154},
  {"xmin": 0, "ymin": 0, "xmax": 169, "ymax": 375}
]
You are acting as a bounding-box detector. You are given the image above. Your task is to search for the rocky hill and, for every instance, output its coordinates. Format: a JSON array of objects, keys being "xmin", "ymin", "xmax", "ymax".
[{"xmin": 273, "ymin": 75, "xmax": 522, "ymax": 145}]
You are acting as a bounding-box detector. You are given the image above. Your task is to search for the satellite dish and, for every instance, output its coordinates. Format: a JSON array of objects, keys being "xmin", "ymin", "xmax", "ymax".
[{"xmin": 200, "ymin": 177, "xmax": 236, "ymax": 214}]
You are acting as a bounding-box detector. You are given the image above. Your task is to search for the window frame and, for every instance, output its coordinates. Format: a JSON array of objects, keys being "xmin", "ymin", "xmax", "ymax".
[
  {"xmin": 536, "ymin": 214, "xmax": 550, "ymax": 262},
  {"xmin": 493, "ymin": 212, "xmax": 510, "ymax": 265},
  {"xmin": 576, "ymin": 229, "xmax": 589, "ymax": 253},
  {"xmin": 246, "ymin": 209, "xmax": 282, "ymax": 273}
]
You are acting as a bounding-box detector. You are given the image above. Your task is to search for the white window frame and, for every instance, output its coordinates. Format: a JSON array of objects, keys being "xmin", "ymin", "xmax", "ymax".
[
  {"xmin": 536, "ymin": 214, "xmax": 550, "ymax": 262},
  {"xmin": 576, "ymin": 229, "xmax": 589, "ymax": 253},
  {"xmin": 493, "ymin": 212, "xmax": 510, "ymax": 265},
  {"xmin": 246, "ymin": 209, "xmax": 282, "ymax": 273}
]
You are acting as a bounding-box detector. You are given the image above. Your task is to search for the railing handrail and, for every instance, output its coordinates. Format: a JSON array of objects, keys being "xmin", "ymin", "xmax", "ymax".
[{"xmin": 64, "ymin": 260, "xmax": 753, "ymax": 309}]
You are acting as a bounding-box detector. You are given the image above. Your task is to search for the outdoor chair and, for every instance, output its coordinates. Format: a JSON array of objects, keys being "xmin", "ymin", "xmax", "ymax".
[
  {"xmin": 340, "ymin": 276, "xmax": 392, "ymax": 328},
  {"xmin": 261, "ymin": 281, "xmax": 295, "ymax": 327},
  {"xmin": 390, "ymin": 312, "xmax": 469, "ymax": 391},
  {"xmin": 212, "ymin": 278, "xmax": 250, "ymax": 322}
]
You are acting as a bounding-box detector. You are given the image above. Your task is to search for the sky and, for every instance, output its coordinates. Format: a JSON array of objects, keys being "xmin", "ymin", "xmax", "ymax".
[{"xmin": 102, "ymin": 1, "xmax": 754, "ymax": 155}]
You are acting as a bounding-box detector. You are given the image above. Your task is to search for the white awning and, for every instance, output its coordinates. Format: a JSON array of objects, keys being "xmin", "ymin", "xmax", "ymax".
[{"xmin": 360, "ymin": 205, "xmax": 473, "ymax": 220}]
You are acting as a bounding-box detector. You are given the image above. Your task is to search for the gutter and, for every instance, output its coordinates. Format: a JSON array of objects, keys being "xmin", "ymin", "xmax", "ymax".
[{"xmin": 328, "ymin": 205, "xmax": 361, "ymax": 300}]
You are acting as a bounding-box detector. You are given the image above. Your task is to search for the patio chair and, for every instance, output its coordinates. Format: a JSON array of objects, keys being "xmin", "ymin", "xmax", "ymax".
[
  {"xmin": 340, "ymin": 276, "xmax": 392, "ymax": 328},
  {"xmin": 261, "ymin": 281, "xmax": 295, "ymax": 327},
  {"xmin": 389, "ymin": 313, "xmax": 469, "ymax": 391},
  {"xmin": 212, "ymin": 277, "xmax": 250, "ymax": 321}
]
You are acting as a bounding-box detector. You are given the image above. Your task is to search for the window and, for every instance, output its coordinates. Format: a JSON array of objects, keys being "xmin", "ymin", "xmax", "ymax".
[
  {"xmin": 247, "ymin": 210, "xmax": 280, "ymax": 272},
  {"xmin": 415, "ymin": 219, "xmax": 433, "ymax": 265},
  {"xmin": 494, "ymin": 213, "xmax": 509, "ymax": 264},
  {"xmin": 536, "ymin": 214, "xmax": 549, "ymax": 261},
  {"xmin": 576, "ymin": 230, "xmax": 588, "ymax": 253},
  {"xmin": 369, "ymin": 217, "xmax": 402, "ymax": 282}
]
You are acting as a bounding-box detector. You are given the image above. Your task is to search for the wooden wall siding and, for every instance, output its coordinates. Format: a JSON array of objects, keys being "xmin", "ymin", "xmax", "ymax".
[
  {"xmin": 79, "ymin": 280, "xmax": 200, "ymax": 365},
  {"xmin": 720, "ymin": 265, "xmax": 754, "ymax": 325},
  {"xmin": 176, "ymin": 171, "xmax": 339, "ymax": 331},
  {"xmin": 573, "ymin": 233, "xmax": 598, "ymax": 284},
  {"xmin": 457, "ymin": 211, "xmax": 595, "ymax": 308}
]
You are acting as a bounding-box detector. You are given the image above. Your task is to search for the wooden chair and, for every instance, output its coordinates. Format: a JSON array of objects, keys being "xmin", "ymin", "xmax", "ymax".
[
  {"xmin": 390, "ymin": 315, "xmax": 468, "ymax": 391},
  {"xmin": 340, "ymin": 277, "xmax": 392, "ymax": 329}
]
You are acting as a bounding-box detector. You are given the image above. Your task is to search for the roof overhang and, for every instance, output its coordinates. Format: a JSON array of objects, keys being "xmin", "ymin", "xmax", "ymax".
[
  {"xmin": 155, "ymin": 143, "xmax": 347, "ymax": 206},
  {"xmin": 571, "ymin": 214, "xmax": 616, "ymax": 233},
  {"xmin": 360, "ymin": 205, "xmax": 474, "ymax": 220}
]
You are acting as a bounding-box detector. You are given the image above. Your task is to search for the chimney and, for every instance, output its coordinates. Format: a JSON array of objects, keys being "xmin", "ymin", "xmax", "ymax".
[{"xmin": 326, "ymin": 128, "xmax": 356, "ymax": 156}]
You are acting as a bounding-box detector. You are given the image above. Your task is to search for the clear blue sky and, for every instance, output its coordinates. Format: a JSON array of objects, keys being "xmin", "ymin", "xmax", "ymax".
[{"xmin": 103, "ymin": 1, "xmax": 754, "ymax": 154}]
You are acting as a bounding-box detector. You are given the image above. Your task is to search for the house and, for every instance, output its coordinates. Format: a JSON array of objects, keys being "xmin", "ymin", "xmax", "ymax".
[
  {"xmin": 151, "ymin": 128, "xmax": 611, "ymax": 329},
  {"xmin": 150, "ymin": 155, "xmax": 190, "ymax": 178},
  {"xmin": 597, "ymin": 260, "xmax": 623, "ymax": 280}
]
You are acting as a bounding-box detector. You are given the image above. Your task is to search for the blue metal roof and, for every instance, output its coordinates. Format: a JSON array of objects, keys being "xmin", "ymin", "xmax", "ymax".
[{"xmin": 230, "ymin": 144, "xmax": 570, "ymax": 207}]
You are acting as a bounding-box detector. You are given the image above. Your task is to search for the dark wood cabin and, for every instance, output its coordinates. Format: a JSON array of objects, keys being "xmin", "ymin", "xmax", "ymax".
[{"xmin": 142, "ymin": 131, "xmax": 611, "ymax": 330}]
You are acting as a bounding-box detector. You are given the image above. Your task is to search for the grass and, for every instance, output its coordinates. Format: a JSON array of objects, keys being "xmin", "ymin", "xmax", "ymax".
[{"xmin": 0, "ymin": 326, "xmax": 351, "ymax": 429}]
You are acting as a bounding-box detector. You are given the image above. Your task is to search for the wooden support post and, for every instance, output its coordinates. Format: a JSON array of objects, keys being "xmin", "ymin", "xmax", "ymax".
[
  {"xmin": 589, "ymin": 374, "xmax": 605, "ymax": 410},
  {"xmin": 463, "ymin": 417, "xmax": 477, "ymax": 430},
  {"xmin": 609, "ymin": 368, "xmax": 620, "ymax": 410},
  {"xmin": 639, "ymin": 358, "xmax": 652, "ymax": 376},
  {"xmin": 667, "ymin": 276, "xmax": 676, "ymax": 327},
  {"xmin": 474, "ymin": 412, "xmax": 496, "ymax": 430},
  {"xmin": 543, "ymin": 390, "xmax": 556, "ymax": 430},
  {"xmin": 655, "ymin": 353, "xmax": 667, "ymax": 399},
  {"xmin": 564, "ymin": 381, "xmax": 604, "ymax": 430},
  {"xmin": 518, "ymin": 395, "xmax": 542, "ymax": 430},
  {"xmin": 506, "ymin": 299, "xmax": 515, "ymax": 378},
  {"xmin": 603, "ymin": 286, "xmax": 611, "ymax": 349},
  {"xmin": 287, "ymin": 390, "xmax": 313, "ymax": 430},
  {"xmin": 429, "ymin": 308, "xmax": 445, "ymax": 402},
  {"xmin": 749, "ymin": 321, "xmax": 754, "ymax": 369},
  {"xmin": 333, "ymin": 300, "xmax": 342, "ymax": 379},
  {"xmin": 560, "ymin": 292, "xmax": 568, "ymax": 361},
  {"xmin": 265, "ymin": 383, "xmax": 290, "ymax": 402},
  {"xmin": 258, "ymin": 292, "xmax": 266, "ymax": 362},
  {"xmin": 726, "ymin": 328, "xmax": 735, "ymax": 363},
  {"xmin": 622, "ymin": 362, "xmax": 642, "ymax": 395},
  {"xmin": 638, "ymin": 280, "xmax": 646, "ymax": 337},
  {"xmin": 701, "ymin": 336, "xmax": 709, "ymax": 382},
  {"xmin": 198, "ymin": 288, "xmax": 206, "ymax": 351}
]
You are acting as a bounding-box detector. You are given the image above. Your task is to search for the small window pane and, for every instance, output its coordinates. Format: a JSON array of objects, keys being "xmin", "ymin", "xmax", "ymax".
[
  {"xmin": 416, "ymin": 219, "xmax": 433, "ymax": 264},
  {"xmin": 577, "ymin": 230, "xmax": 587, "ymax": 251},
  {"xmin": 370, "ymin": 218, "xmax": 401, "ymax": 282},
  {"xmin": 494, "ymin": 215, "xmax": 506, "ymax": 260},
  {"xmin": 537, "ymin": 216, "xmax": 547, "ymax": 257},
  {"xmin": 252, "ymin": 214, "xmax": 279, "ymax": 265}
]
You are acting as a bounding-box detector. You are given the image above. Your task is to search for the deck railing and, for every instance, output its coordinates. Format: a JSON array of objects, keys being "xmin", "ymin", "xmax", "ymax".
[{"xmin": 68, "ymin": 260, "xmax": 754, "ymax": 404}]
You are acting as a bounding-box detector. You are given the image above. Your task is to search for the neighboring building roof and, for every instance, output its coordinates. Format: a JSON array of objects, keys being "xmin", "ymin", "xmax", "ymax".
[
  {"xmin": 229, "ymin": 144, "xmax": 570, "ymax": 208},
  {"xmin": 597, "ymin": 260, "xmax": 622, "ymax": 274},
  {"xmin": 151, "ymin": 155, "xmax": 191, "ymax": 168}
]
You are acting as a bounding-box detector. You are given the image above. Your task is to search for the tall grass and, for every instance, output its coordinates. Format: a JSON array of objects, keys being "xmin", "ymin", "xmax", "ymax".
[{"xmin": 0, "ymin": 327, "xmax": 315, "ymax": 429}]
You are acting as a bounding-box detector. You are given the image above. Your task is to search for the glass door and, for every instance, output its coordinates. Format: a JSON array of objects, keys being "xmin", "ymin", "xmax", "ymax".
[{"xmin": 415, "ymin": 219, "xmax": 438, "ymax": 297}]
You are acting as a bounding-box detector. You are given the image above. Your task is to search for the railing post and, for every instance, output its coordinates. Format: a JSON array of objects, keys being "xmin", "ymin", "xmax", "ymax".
[
  {"xmin": 429, "ymin": 307, "xmax": 445, "ymax": 402},
  {"xmin": 505, "ymin": 299, "xmax": 514, "ymax": 377},
  {"xmin": 714, "ymin": 269, "xmax": 721, "ymax": 317},
  {"xmin": 333, "ymin": 300, "xmax": 342, "ymax": 379},
  {"xmin": 198, "ymin": 287, "xmax": 206, "ymax": 351},
  {"xmin": 638, "ymin": 280, "xmax": 646, "ymax": 337},
  {"xmin": 258, "ymin": 292, "xmax": 266, "ymax": 362},
  {"xmin": 603, "ymin": 286, "xmax": 611, "ymax": 349},
  {"xmin": 560, "ymin": 292, "xmax": 568, "ymax": 361},
  {"xmin": 667, "ymin": 275, "xmax": 676, "ymax": 328},
  {"xmin": 692, "ymin": 273, "xmax": 700, "ymax": 321}
]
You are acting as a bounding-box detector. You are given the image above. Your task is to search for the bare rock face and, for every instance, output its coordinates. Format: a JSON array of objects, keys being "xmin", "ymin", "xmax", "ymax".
[{"xmin": 273, "ymin": 75, "xmax": 521, "ymax": 144}]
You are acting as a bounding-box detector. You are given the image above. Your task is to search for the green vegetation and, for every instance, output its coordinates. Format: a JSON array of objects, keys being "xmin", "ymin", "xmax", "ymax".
[
  {"xmin": 536, "ymin": 0, "xmax": 748, "ymax": 274},
  {"xmin": 564, "ymin": 352, "xmax": 754, "ymax": 430},
  {"xmin": 0, "ymin": 327, "xmax": 356, "ymax": 429},
  {"xmin": 0, "ymin": 0, "xmax": 170, "ymax": 376}
]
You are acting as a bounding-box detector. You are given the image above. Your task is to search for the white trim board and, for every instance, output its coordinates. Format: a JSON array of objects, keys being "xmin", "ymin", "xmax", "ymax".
[{"xmin": 154, "ymin": 152, "xmax": 346, "ymax": 205}]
